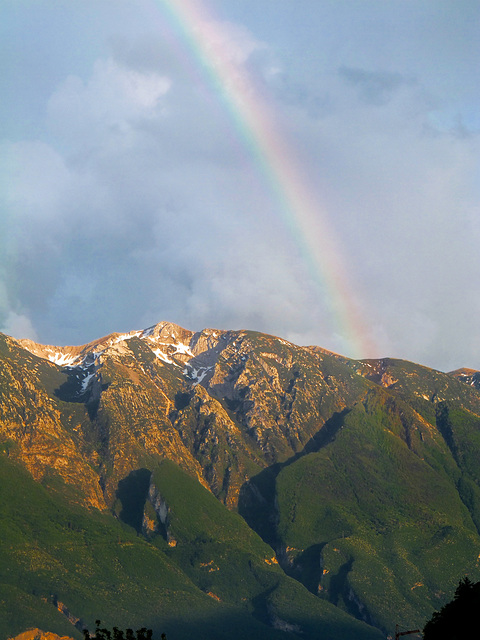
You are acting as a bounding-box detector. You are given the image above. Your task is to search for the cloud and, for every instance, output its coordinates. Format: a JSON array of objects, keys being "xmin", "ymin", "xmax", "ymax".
[
  {"xmin": 0, "ymin": 307, "xmax": 38, "ymax": 343},
  {"xmin": 47, "ymin": 57, "xmax": 171, "ymax": 151},
  {"xmin": 264, "ymin": 49, "xmax": 480, "ymax": 370},
  {"xmin": 338, "ymin": 66, "xmax": 413, "ymax": 105},
  {"xmin": 3, "ymin": 36, "xmax": 341, "ymax": 353},
  {"xmin": 194, "ymin": 18, "xmax": 266, "ymax": 67}
]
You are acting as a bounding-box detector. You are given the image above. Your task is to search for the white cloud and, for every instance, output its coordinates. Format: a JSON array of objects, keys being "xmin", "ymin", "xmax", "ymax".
[
  {"xmin": 47, "ymin": 57, "xmax": 171, "ymax": 149},
  {"xmin": 1, "ymin": 310, "xmax": 38, "ymax": 342},
  {"xmin": 194, "ymin": 19, "xmax": 265, "ymax": 67}
]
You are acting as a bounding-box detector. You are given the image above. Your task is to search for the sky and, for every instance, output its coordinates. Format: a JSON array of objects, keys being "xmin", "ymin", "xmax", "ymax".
[{"xmin": 1, "ymin": 0, "xmax": 479, "ymax": 372}]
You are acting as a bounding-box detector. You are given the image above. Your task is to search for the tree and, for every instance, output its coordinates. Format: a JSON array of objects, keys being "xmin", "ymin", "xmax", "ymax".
[
  {"xmin": 82, "ymin": 621, "xmax": 159, "ymax": 640},
  {"xmin": 423, "ymin": 576, "xmax": 480, "ymax": 640}
]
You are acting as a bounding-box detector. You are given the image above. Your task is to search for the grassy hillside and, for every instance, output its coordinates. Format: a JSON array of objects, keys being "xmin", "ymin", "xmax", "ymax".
[
  {"xmin": 245, "ymin": 395, "xmax": 480, "ymax": 635},
  {"xmin": 0, "ymin": 454, "xmax": 213, "ymax": 639},
  {"xmin": 0, "ymin": 454, "xmax": 381, "ymax": 640}
]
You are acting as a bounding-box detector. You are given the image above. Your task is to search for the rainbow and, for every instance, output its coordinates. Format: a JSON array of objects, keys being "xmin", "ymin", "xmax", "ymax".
[{"xmin": 145, "ymin": 0, "xmax": 376, "ymax": 358}]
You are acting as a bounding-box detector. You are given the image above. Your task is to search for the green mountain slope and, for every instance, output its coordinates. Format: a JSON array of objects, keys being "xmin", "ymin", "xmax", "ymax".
[
  {"xmin": 274, "ymin": 403, "xmax": 478, "ymax": 631},
  {"xmin": 0, "ymin": 454, "xmax": 379, "ymax": 640}
]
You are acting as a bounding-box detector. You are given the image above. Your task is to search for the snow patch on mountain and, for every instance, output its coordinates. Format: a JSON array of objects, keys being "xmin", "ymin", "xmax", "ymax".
[
  {"xmin": 80, "ymin": 371, "xmax": 96, "ymax": 392},
  {"xmin": 47, "ymin": 352, "xmax": 80, "ymax": 366},
  {"xmin": 172, "ymin": 342, "xmax": 194, "ymax": 357},
  {"xmin": 184, "ymin": 364, "xmax": 213, "ymax": 386},
  {"xmin": 152, "ymin": 348, "xmax": 177, "ymax": 366},
  {"xmin": 18, "ymin": 322, "xmax": 237, "ymax": 383},
  {"xmin": 113, "ymin": 331, "xmax": 142, "ymax": 344}
]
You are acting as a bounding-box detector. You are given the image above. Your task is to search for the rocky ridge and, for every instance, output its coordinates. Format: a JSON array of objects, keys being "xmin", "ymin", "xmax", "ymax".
[{"xmin": 10, "ymin": 321, "xmax": 363, "ymax": 510}]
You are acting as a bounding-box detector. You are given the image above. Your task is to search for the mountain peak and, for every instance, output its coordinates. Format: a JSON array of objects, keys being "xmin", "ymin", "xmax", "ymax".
[{"xmin": 448, "ymin": 367, "xmax": 480, "ymax": 389}]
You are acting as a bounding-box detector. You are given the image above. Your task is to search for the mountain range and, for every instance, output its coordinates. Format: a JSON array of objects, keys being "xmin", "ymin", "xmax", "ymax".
[{"xmin": 1, "ymin": 321, "xmax": 479, "ymax": 640}]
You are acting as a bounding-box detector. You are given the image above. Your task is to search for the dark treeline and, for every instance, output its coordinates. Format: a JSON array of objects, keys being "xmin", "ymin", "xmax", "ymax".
[
  {"xmin": 83, "ymin": 579, "xmax": 480, "ymax": 640},
  {"xmin": 83, "ymin": 621, "xmax": 166, "ymax": 640}
]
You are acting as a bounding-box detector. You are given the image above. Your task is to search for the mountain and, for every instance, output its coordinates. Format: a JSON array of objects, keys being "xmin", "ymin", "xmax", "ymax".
[{"xmin": 1, "ymin": 321, "xmax": 479, "ymax": 640}]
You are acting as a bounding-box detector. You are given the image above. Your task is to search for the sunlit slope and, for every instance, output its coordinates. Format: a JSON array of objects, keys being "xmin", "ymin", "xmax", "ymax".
[
  {"xmin": 1, "ymin": 326, "xmax": 375, "ymax": 514},
  {"xmin": 357, "ymin": 357, "xmax": 480, "ymax": 532}
]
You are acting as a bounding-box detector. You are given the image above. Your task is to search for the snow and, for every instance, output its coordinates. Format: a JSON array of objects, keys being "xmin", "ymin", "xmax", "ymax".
[
  {"xmin": 195, "ymin": 368, "xmax": 211, "ymax": 384},
  {"xmin": 113, "ymin": 331, "xmax": 141, "ymax": 344},
  {"xmin": 48, "ymin": 352, "xmax": 79, "ymax": 366},
  {"xmin": 86, "ymin": 350, "xmax": 103, "ymax": 365},
  {"xmin": 48, "ymin": 331, "xmax": 143, "ymax": 370},
  {"xmin": 184, "ymin": 364, "xmax": 213, "ymax": 385},
  {"xmin": 152, "ymin": 349, "xmax": 176, "ymax": 365},
  {"xmin": 37, "ymin": 327, "xmax": 197, "ymax": 375},
  {"xmin": 173, "ymin": 342, "xmax": 194, "ymax": 356},
  {"xmin": 80, "ymin": 372, "xmax": 95, "ymax": 392}
]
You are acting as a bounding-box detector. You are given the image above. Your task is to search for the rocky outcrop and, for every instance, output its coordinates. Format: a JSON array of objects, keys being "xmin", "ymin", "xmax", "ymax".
[
  {"xmin": 449, "ymin": 367, "xmax": 480, "ymax": 390},
  {"xmin": 142, "ymin": 477, "xmax": 171, "ymax": 541}
]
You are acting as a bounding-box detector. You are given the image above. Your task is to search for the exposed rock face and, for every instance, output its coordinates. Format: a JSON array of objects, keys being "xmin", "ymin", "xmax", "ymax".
[
  {"xmin": 2, "ymin": 324, "xmax": 366, "ymax": 510},
  {"xmin": 141, "ymin": 475, "xmax": 172, "ymax": 542},
  {"xmin": 448, "ymin": 367, "xmax": 480, "ymax": 390},
  {"xmin": 0, "ymin": 335, "xmax": 106, "ymax": 509},
  {"xmin": 4, "ymin": 324, "xmax": 480, "ymax": 515}
]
